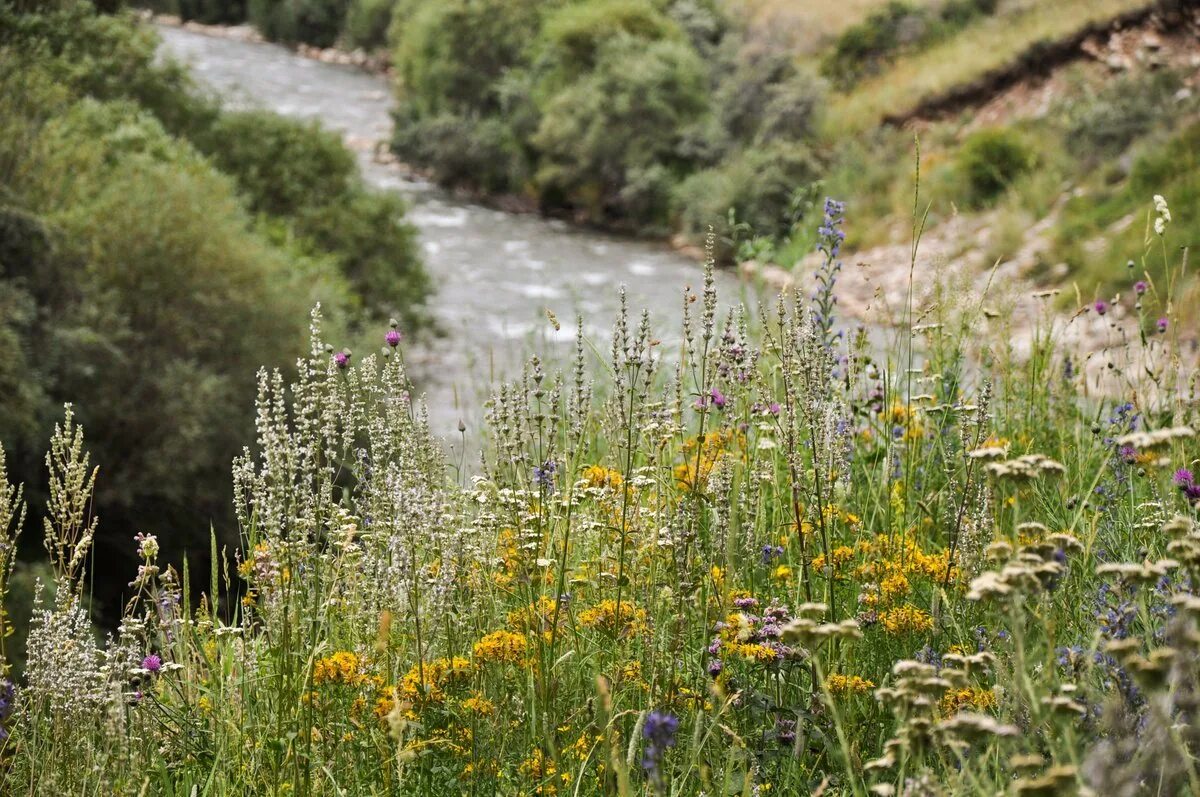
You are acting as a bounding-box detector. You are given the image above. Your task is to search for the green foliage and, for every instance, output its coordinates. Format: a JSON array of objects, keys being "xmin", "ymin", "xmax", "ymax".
[
  {"xmin": 821, "ymin": 0, "xmax": 998, "ymax": 88},
  {"xmin": 0, "ymin": 1, "xmax": 429, "ymax": 628},
  {"xmin": 176, "ymin": 0, "xmax": 246, "ymax": 24},
  {"xmin": 194, "ymin": 110, "xmax": 356, "ymax": 217},
  {"xmin": 957, "ymin": 127, "xmax": 1035, "ymax": 206},
  {"xmin": 533, "ymin": 35, "xmax": 709, "ymax": 227},
  {"xmin": 248, "ymin": 0, "xmax": 349, "ymax": 47},
  {"xmin": 393, "ymin": 0, "xmax": 543, "ymax": 117},
  {"xmin": 342, "ymin": 0, "xmax": 391, "ymax": 50},
  {"xmin": 673, "ymin": 142, "xmax": 821, "ymax": 252},
  {"xmin": 1063, "ymin": 69, "xmax": 1185, "ymax": 161}
]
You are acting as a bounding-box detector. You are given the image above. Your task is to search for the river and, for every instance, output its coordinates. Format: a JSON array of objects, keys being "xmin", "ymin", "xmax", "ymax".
[{"xmin": 155, "ymin": 25, "xmax": 750, "ymax": 440}]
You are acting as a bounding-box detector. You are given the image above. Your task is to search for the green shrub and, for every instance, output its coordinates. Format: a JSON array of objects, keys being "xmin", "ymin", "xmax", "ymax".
[
  {"xmin": 342, "ymin": 0, "xmax": 391, "ymax": 50},
  {"xmin": 193, "ymin": 109, "xmax": 356, "ymax": 216},
  {"xmin": 820, "ymin": 0, "xmax": 998, "ymax": 88},
  {"xmin": 248, "ymin": 0, "xmax": 349, "ymax": 47},
  {"xmin": 957, "ymin": 128, "xmax": 1035, "ymax": 205},
  {"xmin": 1062, "ymin": 69, "xmax": 1185, "ymax": 161},
  {"xmin": 673, "ymin": 141, "xmax": 821, "ymax": 259},
  {"xmin": 392, "ymin": 0, "xmax": 544, "ymax": 117},
  {"xmin": 537, "ymin": 0, "xmax": 678, "ymax": 87},
  {"xmin": 391, "ymin": 108, "xmax": 527, "ymax": 194},
  {"xmin": 176, "ymin": 0, "xmax": 246, "ymax": 24},
  {"xmin": 532, "ymin": 35, "xmax": 708, "ymax": 227}
]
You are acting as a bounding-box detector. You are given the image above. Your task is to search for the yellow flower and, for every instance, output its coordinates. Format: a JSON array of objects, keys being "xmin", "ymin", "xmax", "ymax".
[
  {"xmin": 881, "ymin": 571, "xmax": 911, "ymax": 603},
  {"xmin": 772, "ymin": 564, "xmax": 793, "ymax": 581},
  {"xmin": 313, "ymin": 651, "xmax": 369, "ymax": 687},
  {"xmin": 507, "ymin": 595, "xmax": 561, "ymax": 634},
  {"xmin": 582, "ymin": 465, "xmax": 623, "ymax": 490},
  {"xmin": 826, "ymin": 673, "xmax": 876, "ymax": 695},
  {"xmin": 473, "ymin": 630, "xmax": 529, "ymax": 666},
  {"xmin": 879, "ymin": 604, "xmax": 935, "ymax": 635},
  {"xmin": 462, "ymin": 693, "xmax": 496, "ymax": 716},
  {"xmin": 941, "ymin": 687, "xmax": 997, "ymax": 715},
  {"xmin": 579, "ymin": 599, "xmax": 648, "ymax": 636}
]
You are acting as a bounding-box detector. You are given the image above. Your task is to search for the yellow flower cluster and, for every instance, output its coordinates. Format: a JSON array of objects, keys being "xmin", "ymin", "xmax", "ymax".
[
  {"xmin": 673, "ymin": 429, "xmax": 742, "ymax": 492},
  {"xmin": 825, "ymin": 674, "xmax": 876, "ymax": 695},
  {"xmin": 879, "ymin": 604, "xmax": 935, "ymax": 635},
  {"xmin": 581, "ymin": 465, "xmax": 623, "ymax": 490},
  {"xmin": 507, "ymin": 595, "xmax": 562, "ymax": 635},
  {"xmin": 473, "ymin": 629, "xmax": 528, "ymax": 665},
  {"xmin": 397, "ymin": 656, "xmax": 472, "ymax": 705},
  {"xmin": 811, "ymin": 545, "xmax": 857, "ymax": 572},
  {"xmin": 578, "ymin": 599, "xmax": 647, "ymax": 636},
  {"xmin": 718, "ymin": 613, "xmax": 781, "ymax": 664},
  {"xmin": 313, "ymin": 651, "xmax": 374, "ymax": 688},
  {"xmin": 941, "ymin": 686, "xmax": 997, "ymax": 715},
  {"xmin": 519, "ymin": 748, "xmax": 573, "ymax": 795},
  {"xmin": 461, "ymin": 694, "xmax": 495, "ymax": 716}
]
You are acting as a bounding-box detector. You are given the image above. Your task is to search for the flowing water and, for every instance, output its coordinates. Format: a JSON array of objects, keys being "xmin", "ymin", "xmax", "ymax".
[{"xmin": 156, "ymin": 26, "xmax": 750, "ymax": 439}]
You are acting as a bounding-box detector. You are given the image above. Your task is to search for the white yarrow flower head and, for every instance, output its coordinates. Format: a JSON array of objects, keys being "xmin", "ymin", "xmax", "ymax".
[{"xmin": 1153, "ymin": 194, "xmax": 1171, "ymax": 235}]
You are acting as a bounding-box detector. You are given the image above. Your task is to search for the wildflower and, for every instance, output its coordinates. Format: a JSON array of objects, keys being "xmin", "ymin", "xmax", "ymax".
[
  {"xmin": 879, "ymin": 604, "xmax": 934, "ymax": 636},
  {"xmin": 581, "ymin": 465, "xmax": 623, "ymax": 490},
  {"xmin": 533, "ymin": 460, "xmax": 557, "ymax": 490},
  {"xmin": 385, "ymin": 329, "xmax": 402, "ymax": 347},
  {"xmin": 473, "ymin": 630, "xmax": 528, "ymax": 665},
  {"xmin": 1157, "ymin": 317, "xmax": 1168, "ymax": 333},
  {"xmin": 826, "ymin": 673, "xmax": 875, "ymax": 696},
  {"xmin": 142, "ymin": 654, "xmax": 163, "ymax": 674},
  {"xmin": 313, "ymin": 651, "xmax": 368, "ymax": 686},
  {"xmin": 1093, "ymin": 300, "xmax": 1109, "ymax": 316},
  {"xmin": 333, "ymin": 350, "xmax": 350, "ymax": 369},
  {"xmin": 772, "ymin": 564, "xmax": 793, "ymax": 581},
  {"xmin": 708, "ymin": 388, "xmax": 726, "ymax": 408},
  {"xmin": 1154, "ymin": 194, "xmax": 1171, "ymax": 235},
  {"xmin": 707, "ymin": 659, "xmax": 723, "ymax": 678},
  {"xmin": 579, "ymin": 599, "xmax": 648, "ymax": 636},
  {"xmin": 940, "ymin": 687, "xmax": 996, "ymax": 715},
  {"xmin": 1134, "ymin": 280, "xmax": 1147, "ymax": 295},
  {"xmin": 642, "ymin": 710, "xmax": 679, "ymax": 789},
  {"xmin": 1173, "ymin": 469, "xmax": 1200, "ymax": 503},
  {"xmin": 0, "ymin": 679, "xmax": 13, "ymax": 740}
]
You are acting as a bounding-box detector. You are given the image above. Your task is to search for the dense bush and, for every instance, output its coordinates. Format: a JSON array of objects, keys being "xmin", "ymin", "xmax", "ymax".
[
  {"xmin": 673, "ymin": 142, "xmax": 821, "ymax": 252},
  {"xmin": 0, "ymin": 1, "xmax": 429, "ymax": 626},
  {"xmin": 533, "ymin": 34, "xmax": 708, "ymax": 227},
  {"xmin": 957, "ymin": 127, "xmax": 1035, "ymax": 205},
  {"xmin": 389, "ymin": 0, "xmax": 823, "ymax": 239},
  {"xmin": 247, "ymin": 0, "xmax": 349, "ymax": 47},
  {"xmin": 176, "ymin": 0, "xmax": 246, "ymax": 24}
]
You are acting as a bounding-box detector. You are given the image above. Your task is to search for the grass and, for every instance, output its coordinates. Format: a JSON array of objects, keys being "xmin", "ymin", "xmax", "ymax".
[
  {"xmin": 721, "ymin": 0, "xmax": 940, "ymax": 54},
  {"xmin": 0, "ymin": 192, "xmax": 1197, "ymax": 795},
  {"xmin": 823, "ymin": 0, "xmax": 1152, "ymax": 132}
]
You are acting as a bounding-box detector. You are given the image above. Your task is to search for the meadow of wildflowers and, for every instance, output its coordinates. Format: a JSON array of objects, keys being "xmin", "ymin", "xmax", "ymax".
[{"xmin": 0, "ymin": 195, "xmax": 1197, "ymax": 797}]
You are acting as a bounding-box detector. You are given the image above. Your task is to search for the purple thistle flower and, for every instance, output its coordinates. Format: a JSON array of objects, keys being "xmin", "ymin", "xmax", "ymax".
[
  {"xmin": 143, "ymin": 654, "xmax": 162, "ymax": 674},
  {"xmin": 385, "ymin": 329, "xmax": 402, "ymax": 347},
  {"xmin": 1134, "ymin": 280, "xmax": 1147, "ymax": 296},
  {"xmin": 709, "ymin": 388, "xmax": 726, "ymax": 409},
  {"xmin": 1175, "ymin": 469, "xmax": 1200, "ymax": 503},
  {"xmin": 707, "ymin": 659, "xmax": 723, "ymax": 678},
  {"xmin": 1157, "ymin": 317, "xmax": 1169, "ymax": 334},
  {"xmin": 333, "ymin": 351, "xmax": 350, "ymax": 369},
  {"xmin": 1093, "ymin": 300, "xmax": 1109, "ymax": 316}
]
